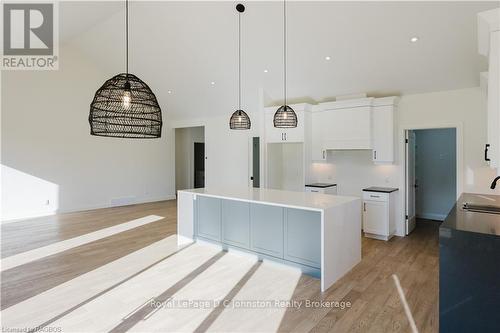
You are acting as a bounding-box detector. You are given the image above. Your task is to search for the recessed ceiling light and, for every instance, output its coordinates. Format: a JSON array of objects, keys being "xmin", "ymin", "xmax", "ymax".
[
  {"xmin": 167, "ymin": 90, "xmax": 172, "ymax": 94},
  {"xmin": 210, "ymin": 81, "xmax": 216, "ymax": 85},
  {"xmin": 325, "ymin": 56, "xmax": 331, "ymax": 61},
  {"xmin": 410, "ymin": 36, "xmax": 419, "ymax": 43},
  {"xmin": 263, "ymin": 69, "xmax": 269, "ymax": 73}
]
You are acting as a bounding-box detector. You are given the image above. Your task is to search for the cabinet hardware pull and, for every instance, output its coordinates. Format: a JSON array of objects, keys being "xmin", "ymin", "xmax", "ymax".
[
  {"xmin": 370, "ymin": 195, "xmax": 380, "ymax": 198},
  {"xmin": 485, "ymin": 144, "xmax": 490, "ymax": 162},
  {"xmin": 374, "ymin": 150, "xmax": 377, "ymax": 160},
  {"xmin": 322, "ymin": 150, "xmax": 325, "ymax": 159},
  {"xmin": 363, "ymin": 203, "xmax": 366, "ymax": 211},
  {"xmin": 285, "ymin": 133, "xmax": 287, "ymax": 141}
]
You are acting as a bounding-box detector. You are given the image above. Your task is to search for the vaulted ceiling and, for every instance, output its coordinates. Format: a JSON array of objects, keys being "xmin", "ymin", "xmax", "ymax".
[{"xmin": 61, "ymin": 1, "xmax": 499, "ymax": 120}]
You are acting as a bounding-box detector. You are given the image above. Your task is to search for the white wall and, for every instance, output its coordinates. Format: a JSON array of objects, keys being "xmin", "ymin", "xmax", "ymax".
[
  {"xmin": 175, "ymin": 127, "xmax": 204, "ymax": 191},
  {"xmin": 170, "ymin": 113, "xmax": 261, "ymax": 190},
  {"xmin": 1, "ymin": 44, "xmax": 175, "ymax": 221},
  {"xmin": 308, "ymin": 87, "xmax": 499, "ymax": 236},
  {"xmin": 415, "ymin": 128, "xmax": 457, "ymax": 221}
]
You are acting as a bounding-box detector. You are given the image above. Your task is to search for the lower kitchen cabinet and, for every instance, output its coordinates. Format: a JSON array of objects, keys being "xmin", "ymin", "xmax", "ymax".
[
  {"xmin": 222, "ymin": 199, "xmax": 250, "ymax": 249},
  {"xmin": 250, "ymin": 203, "xmax": 284, "ymax": 258},
  {"xmin": 363, "ymin": 200, "xmax": 388, "ymax": 235},
  {"xmin": 196, "ymin": 196, "xmax": 221, "ymax": 242},
  {"xmin": 284, "ymin": 208, "xmax": 321, "ymax": 268},
  {"xmin": 362, "ymin": 189, "xmax": 397, "ymax": 240},
  {"xmin": 305, "ymin": 185, "xmax": 337, "ymax": 195},
  {"xmin": 194, "ymin": 198, "xmax": 321, "ymax": 269}
]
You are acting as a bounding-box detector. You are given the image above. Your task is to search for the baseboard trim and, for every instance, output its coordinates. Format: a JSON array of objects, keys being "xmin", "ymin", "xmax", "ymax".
[
  {"xmin": 416, "ymin": 213, "xmax": 446, "ymax": 222},
  {"xmin": 0, "ymin": 211, "xmax": 57, "ymax": 224},
  {"xmin": 1, "ymin": 195, "xmax": 176, "ymax": 224}
]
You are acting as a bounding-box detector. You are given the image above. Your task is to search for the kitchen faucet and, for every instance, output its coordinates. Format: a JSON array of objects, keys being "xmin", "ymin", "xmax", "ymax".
[{"xmin": 490, "ymin": 176, "xmax": 500, "ymax": 189}]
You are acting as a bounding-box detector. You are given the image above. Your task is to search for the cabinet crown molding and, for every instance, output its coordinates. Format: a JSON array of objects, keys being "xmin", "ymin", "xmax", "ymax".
[
  {"xmin": 264, "ymin": 103, "xmax": 313, "ymax": 114},
  {"xmin": 478, "ymin": 8, "xmax": 500, "ymax": 57},
  {"xmin": 372, "ymin": 96, "xmax": 400, "ymax": 107},
  {"xmin": 315, "ymin": 98, "xmax": 374, "ymax": 111},
  {"xmin": 312, "ymin": 96, "xmax": 399, "ymax": 112}
]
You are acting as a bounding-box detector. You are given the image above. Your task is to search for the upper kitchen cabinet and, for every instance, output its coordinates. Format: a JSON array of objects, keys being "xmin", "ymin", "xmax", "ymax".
[
  {"xmin": 372, "ymin": 97, "xmax": 399, "ymax": 163},
  {"xmin": 310, "ymin": 97, "xmax": 398, "ymax": 163},
  {"xmin": 311, "ymin": 111, "xmax": 327, "ymax": 161},
  {"xmin": 316, "ymin": 98, "xmax": 373, "ymax": 150},
  {"xmin": 478, "ymin": 8, "xmax": 500, "ymax": 170},
  {"xmin": 264, "ymin": 104, "xmax": 312, "ymax": 143}
]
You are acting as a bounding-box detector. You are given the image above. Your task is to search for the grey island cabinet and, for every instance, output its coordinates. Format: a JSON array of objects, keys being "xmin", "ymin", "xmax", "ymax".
[{"xmin": 177, "ymin": 187, "xmax": 361, "ymax": 292}]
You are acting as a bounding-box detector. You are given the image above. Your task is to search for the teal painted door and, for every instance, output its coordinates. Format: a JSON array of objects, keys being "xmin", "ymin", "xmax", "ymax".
[
  {"xmin": 250, "ymin": 203, "xmax": 284, "ymax": 258},
  {"xmin": 284, "ymin": 208, "xmax": 321, "ymax": 268},
  {"xmin": 196, "ymin": 196, "xmax": 221, "ymax": 242},
  {"xmin": 222, "ymin": 200, "xmax": 250, "ymax": 249}
]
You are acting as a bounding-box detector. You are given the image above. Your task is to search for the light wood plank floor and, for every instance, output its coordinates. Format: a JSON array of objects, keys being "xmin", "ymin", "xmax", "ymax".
[{"xmin": 1, "ymin": 200, "xmax": 439, "ymax": 332}]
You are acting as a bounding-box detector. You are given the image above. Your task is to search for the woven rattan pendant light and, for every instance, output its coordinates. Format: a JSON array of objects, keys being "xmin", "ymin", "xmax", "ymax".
[
  {"xmin": 229, "ymin": 4, "xmax": 251, "ymax": 130},
  {"xmin": 273, "ymin": 0, "xmax": 297, "ymax": 128},
  {"xmin": 89, "ymin": 0, "xmax": 162, "ymax": 138}
]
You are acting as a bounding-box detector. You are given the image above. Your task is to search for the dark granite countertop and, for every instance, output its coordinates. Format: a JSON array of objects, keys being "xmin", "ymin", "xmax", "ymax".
[
  {"xmin": 362, "ymin": 187, "xmax": 398, "ymax": 193},
  {"xmin": 441, "ymin": 193, "xmax": 500, "ymax": 236},
  {"xmin": 305, "ymin": 183, "xmax": 337, "ymax": 188}
]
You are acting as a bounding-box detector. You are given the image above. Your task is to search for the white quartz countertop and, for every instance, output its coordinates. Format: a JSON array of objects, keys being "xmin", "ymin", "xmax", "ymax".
[{"xmin": 178, "ymin": 187, "xmax": 359, "ymax": 211}]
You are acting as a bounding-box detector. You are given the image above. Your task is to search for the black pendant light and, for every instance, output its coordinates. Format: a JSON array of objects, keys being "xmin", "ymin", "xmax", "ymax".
[
  {"xmin": 230, "ymin": 4, "xmax": 251, "ymax": 130},
  {"xmin": 273, "ymin": 0, "xmax": 297, "ymax": 128},
  {"xmin": 89, "ymin": 0, "xmax": 162, "ymax": 138}
]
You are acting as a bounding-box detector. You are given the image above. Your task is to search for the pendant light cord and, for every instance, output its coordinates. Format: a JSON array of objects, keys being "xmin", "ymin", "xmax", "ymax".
[
  {"xmin": 238, "ymin": 10, "xmax": 241, "ymax": 111},
  {"xmin": 126, "ymin": 0, "xmax": 129, "ymax": 77},
  {"xmin": 283, "ymin": 0, "xmax": 287, "ymax": 107}
]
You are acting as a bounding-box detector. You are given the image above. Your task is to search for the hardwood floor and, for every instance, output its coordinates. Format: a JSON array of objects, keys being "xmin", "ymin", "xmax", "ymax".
[
  {"xmin": 1, "ymin": 201, "xmax": 177, "ymax": 309},
  {"xmin": 1, "ymin": 202, "xmax": 440, "ymax": 332}
]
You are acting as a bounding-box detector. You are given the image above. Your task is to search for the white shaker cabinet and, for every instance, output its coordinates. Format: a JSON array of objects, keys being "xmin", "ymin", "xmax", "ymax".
[
  {"xmin": 478, "ymin": 9, "xmax": 500, "ymax": 171},
  {"xmin": 311, "ymin": 111, "xmax": 327, "ymax": 161},
  {"xmin": 264, "ymin": 104, "xmax": 308, "ymax": 143},
  {"xmin": 362, "ymin": 188, "xmax": 398, "ymax": 241},
  {"xmin": 371, "ymin": 97, "xmax": 398, "ymax": 163},
  {"xmin": 319, "ymin": 99, "xmax": 373, "ymax": 150},
  {"xmin": 309, "ymin": 97, "xmax": 397, "ymax": 163},
  {"xmin": 486, "ymin": 31, "xmax": 500, "ymax": 169},
  {"xmin": 304, "ymin": 184, "xmax": 337, "ymax": 195}
]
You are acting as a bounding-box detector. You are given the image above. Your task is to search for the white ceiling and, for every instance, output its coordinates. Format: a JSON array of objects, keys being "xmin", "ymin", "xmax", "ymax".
[{"xmin": 61, "ymin": 1, "xmax": 499, "ymax": 120}]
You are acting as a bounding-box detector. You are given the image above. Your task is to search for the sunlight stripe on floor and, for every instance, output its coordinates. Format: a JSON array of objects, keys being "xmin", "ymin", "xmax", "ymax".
[
  {"xmin": 206, "ymin": 262, "xmax": 302, "ymax": 332},
  {"xmin": 0, "ymin": 235, "xmax": 181, "ymax": 331},
  {"xmin": 0, "ymin": 215, "xmax": 164, "ymax": 271},
  {"xmin": 51, "ymin": 243, "xmax": 226, "ymax": 332},
  {"xmin": 126, "ymin": 251, "xmax": 258, "ymax": 332},
  {"xmin": 392, "ymin": 274, "xmax": 419, "ymax": 333}
]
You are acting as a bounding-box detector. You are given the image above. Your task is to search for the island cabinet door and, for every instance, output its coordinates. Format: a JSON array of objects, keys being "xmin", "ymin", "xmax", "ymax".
[
  {"xmin": 222, "ymin": 200, "xmax": 250, "ymax": 249},
  {"xmin": 250, "ymin": 204, "xmax": 284, "ymax": 258},
  {"xmin": 196, "ymin": 196, "xmax": 221, "ymax": 242},
  {"xmin": 284, "ymin": 208, "xmax": 321, "ymax": 268}
]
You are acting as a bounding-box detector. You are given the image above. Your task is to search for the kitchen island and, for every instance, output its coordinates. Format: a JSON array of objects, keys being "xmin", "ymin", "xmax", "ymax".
[{"xmin": 177, "ymin": 187, "xmax": 361, "ymax": 292}]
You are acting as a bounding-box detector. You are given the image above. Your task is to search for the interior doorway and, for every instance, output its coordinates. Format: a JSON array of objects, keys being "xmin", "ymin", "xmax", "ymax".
[
  {"xmin": 194, "ymin": 142, "xmax": 205, "ymax": 188},
  {"xmin": 175, "ymin": 126, "xmax": 205, "ymax": 192},
  {"xmin": 405, "ymin": 128, "xmax": 457, "ymax": 234},
  {"xmin": 252, "ymin": 137, "xmax": 260, "ymax": 188}
]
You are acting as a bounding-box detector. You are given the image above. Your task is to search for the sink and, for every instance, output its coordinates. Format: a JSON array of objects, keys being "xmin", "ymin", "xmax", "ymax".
[{"xmin": 462, "ymin": 203, "xmax": 500, "ymax": 214}]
